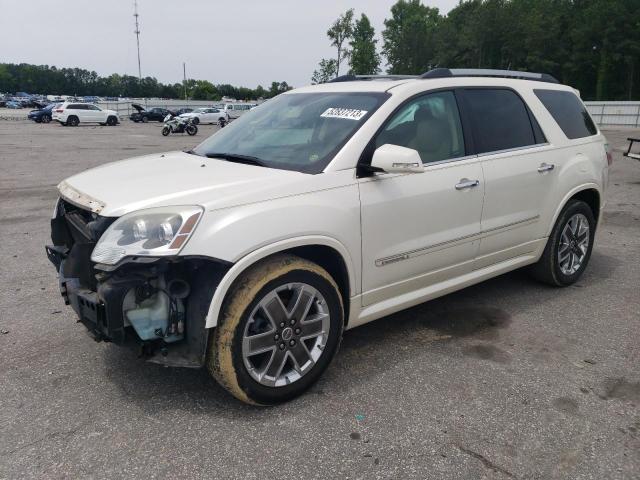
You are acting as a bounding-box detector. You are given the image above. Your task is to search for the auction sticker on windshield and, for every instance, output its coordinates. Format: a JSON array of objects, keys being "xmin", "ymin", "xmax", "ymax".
[{"xmin": 321, "ymin": 108, "xmax": 368, "ymax": 121}]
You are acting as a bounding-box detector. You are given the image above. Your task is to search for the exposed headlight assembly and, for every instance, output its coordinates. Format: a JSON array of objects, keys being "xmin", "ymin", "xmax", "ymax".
[{"xmin": 91, "ymin": 206, "xmax": 203, "ymax": 265}]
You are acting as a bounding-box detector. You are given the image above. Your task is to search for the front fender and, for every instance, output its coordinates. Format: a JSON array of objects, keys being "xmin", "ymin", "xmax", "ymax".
[
  {"xmin": 179, "ymin": 179, "xmax": 361, "ymax": 328},
  {"xmin": 201, "ymin": 235, "xmax": 356, "ymax": 328}
]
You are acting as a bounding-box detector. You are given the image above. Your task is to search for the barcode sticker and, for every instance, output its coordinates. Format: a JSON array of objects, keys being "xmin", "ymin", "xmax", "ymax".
[{"xmin": 320, "ymin": 108, "xmax": 368, "ymax": 121}]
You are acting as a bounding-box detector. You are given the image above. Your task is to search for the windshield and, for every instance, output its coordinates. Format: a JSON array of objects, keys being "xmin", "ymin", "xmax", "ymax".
[{"xmin": 192, "ymin": 92, "xmax": 389, "ymax": 173}]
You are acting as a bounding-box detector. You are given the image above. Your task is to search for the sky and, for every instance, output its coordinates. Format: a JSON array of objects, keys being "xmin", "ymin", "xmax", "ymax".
[{"xmin": 0, "ymin": 0, "xmax": 459, "ymax": 88}]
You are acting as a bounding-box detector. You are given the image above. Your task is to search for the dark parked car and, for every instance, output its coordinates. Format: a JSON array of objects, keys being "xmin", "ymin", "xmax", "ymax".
[
  {"xmin": 28, "ymin": 103, "xmax": 58, "ymax": 123},
  {"xmin": 129, "ymin": 104, "xmax": 173, "ymax": 123}
]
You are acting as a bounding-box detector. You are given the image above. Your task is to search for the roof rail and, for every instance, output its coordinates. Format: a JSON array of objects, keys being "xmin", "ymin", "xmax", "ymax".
[
  {"xmin": 328, "ymin": 74, "xmax": 418, "ymax": 83},
  {"xmin": 420, "ymin": 68, "xmax": 559, "ymax": 84}
]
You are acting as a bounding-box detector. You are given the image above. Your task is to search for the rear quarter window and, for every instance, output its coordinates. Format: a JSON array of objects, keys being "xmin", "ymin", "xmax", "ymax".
[{"xmin": 534, "ymin": 89, "xmax": 597, "ymax": 139}]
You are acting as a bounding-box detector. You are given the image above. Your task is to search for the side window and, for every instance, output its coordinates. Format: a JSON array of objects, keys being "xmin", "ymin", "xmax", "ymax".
[
  {"xmin": 534, "ymin": 89, "xmax": 597, "ymax": 139},
  {"xmin": 463, "ymin": 89, "xmax": 536, "ymax": 153},
  {"xmin": 87, "ymin": 105, "xmax": 100, "ymax": 110},
  {"xmin": 374, "ymin": 91, "xmax": 466, "ymax": 164}
]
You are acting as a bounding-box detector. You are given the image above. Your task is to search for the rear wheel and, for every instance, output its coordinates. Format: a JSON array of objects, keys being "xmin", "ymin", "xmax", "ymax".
[
  {"xmin": 186, "ymin": 124, "xmax": 197, "ymax": 136},
  {"xmin": 106, "ymin": 116, "xmax": 117, "ymax": 126},
  {"xmin": 67, "ymin": 116, "xmax": 79, "ymax": 127},
  {"xmin": 161, "ymin": 126, "xmax": 170, "ymax": 136},
  {"xmin": 191, "ymin": 116, "xmax": 200, "ymax": 125},
  {"xmin": 530, "ymin": 199, "xmax": 596, "ymax": 286},
  {"xmin": 42, "ymin": 115, "xmax": 51, "ymax": 124},
  {"xmin": 207, "ymin": 254, "xmax": 344, "ymax": 405}
]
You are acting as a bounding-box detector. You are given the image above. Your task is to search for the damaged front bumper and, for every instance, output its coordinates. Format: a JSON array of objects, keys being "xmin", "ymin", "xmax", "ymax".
[{"xmin": 46, "ymin": 198, "xmax": 228, "ymax": 368}]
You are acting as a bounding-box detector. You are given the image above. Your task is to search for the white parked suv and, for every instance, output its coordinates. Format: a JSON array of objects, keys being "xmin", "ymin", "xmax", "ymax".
[
  {"xmin": 52, "ymin": 102, "xmax": 119, "ymax": 126},
  {"xmin": 46, "ymin": 69, "xmax": 610, "ymax": 405},
  {"xmin": 178, "ymin": 107, "xmax": 228, "ymax": 125}
]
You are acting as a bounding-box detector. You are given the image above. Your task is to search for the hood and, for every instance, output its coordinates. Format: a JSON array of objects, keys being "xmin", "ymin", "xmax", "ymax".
[
  {"xmin": 58, "ymin": 151, "xmax": 309, "ymax": 217},
  {"xmin": 131, "ymin": 103, "xmax": 145, "ymax": 112}
]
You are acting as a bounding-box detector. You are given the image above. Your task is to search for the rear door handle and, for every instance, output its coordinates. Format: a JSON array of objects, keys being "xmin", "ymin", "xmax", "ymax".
[
  {"xmin": 455, "ymin": 179, "xmax": 480, "ymax": 190},
  {"xmin": 537, "ymin": 162, "xmax": 555, "ymax": 173}
]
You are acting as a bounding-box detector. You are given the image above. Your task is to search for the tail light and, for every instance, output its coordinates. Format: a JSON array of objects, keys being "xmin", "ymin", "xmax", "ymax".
[
  {"xmin": 604, "ymin": 143, "xmax": 613, "ymax": 166},
  {"xmin": 55, "ymin": 109, "xmax": 64, "ymax": 113}
]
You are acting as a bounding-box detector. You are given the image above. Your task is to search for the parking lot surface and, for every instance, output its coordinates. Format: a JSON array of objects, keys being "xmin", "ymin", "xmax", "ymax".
[{"xmin": 0, "ymin": 121, "xmax": 638, "ymax": 479}]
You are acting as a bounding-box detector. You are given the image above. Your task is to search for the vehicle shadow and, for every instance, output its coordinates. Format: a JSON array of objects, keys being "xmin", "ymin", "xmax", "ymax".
[{"xmin": 101, "ymin": 249, "xmax": 618, "ymax": 415}]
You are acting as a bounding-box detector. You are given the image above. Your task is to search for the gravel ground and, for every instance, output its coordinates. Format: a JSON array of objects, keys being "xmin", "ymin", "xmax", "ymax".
[{"xmin": 0, "ymin": 120, "xmax": 638, "ymax": 479}]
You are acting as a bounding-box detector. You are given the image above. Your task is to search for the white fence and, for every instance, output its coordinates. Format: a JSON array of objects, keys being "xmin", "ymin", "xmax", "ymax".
[
  {"xmin": 95, "ymin": 99, "xmax": 228, "ymax": 118},
  {"xmin": 584, "ymin": 101, "xmax": 640, "ymax": 128}
]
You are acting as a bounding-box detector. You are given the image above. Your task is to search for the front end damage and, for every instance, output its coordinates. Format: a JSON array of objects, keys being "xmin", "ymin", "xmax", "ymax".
[{"xmin": 46, "ymin": 198, "xmax": 228, "ymax": 367}]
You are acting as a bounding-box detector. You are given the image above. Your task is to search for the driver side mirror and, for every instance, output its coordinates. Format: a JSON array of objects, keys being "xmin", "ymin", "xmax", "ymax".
[{"xmin": 370, "ymin": 144, "xmax": 424, "ymax": 174}]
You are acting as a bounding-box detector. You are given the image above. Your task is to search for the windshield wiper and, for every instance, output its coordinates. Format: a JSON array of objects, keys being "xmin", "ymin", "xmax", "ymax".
[{"xmin": 204, "ymin": 152, "xmax": 267, "ymax": 167}]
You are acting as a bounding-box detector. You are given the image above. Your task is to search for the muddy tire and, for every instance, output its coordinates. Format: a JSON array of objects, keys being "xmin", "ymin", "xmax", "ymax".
[
  {"xmin": 530, "ymin": 199, "xmax": 596, "ymax": 287},
  {"xmin": 207, "ymin": 254, "xmax": 343, "ymax": 405}
]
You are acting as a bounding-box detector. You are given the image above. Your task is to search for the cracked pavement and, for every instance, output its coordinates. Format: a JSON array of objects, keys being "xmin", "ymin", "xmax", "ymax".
[{"xmin": 0, "ymin": 121, "xmax": 638, "ymax": 479}]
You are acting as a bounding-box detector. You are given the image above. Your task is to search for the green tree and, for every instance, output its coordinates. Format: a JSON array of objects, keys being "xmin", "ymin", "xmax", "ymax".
[
  {"xmin": 191, "ymin": 80, "xmax": 218, "ymax": 100},
  {"xmin": 327, "ymin": 8, "xmax": 355, "ymax": 76},
  {"xmin": 382, "ymin": 0, "xmax": 442, "ymax": 74},
  {"xmin": 311, "ymin": 58, "xmax": 338, "ymax": 84},
  {"xmin": 349, "ymin": 14, "xmax": 381, "ymax": 75}
]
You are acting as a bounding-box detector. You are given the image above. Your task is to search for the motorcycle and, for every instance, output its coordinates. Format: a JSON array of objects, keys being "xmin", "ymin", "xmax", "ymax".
[{"xmin": 162, "ymin": 114, "xmax": 198, "ymax": 136}]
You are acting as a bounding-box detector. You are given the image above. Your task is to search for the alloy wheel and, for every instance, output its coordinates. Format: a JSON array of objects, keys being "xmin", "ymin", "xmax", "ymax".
[
  {"xmin": 558, "ymin": 213, "xmax": 590, "ymax": 275},
  {"xmin": 242, "ymin": 283, "xmax": 330, "ymax": 388}
]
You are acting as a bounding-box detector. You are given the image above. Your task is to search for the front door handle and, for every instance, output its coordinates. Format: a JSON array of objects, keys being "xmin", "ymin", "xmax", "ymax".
[
  {"xmin": 455, "ymin": 179, "xmax": 480, "ymax": 190},
  {"xmin": 538, "ymin": 162, "xmax": 555, "ymax": 173}
]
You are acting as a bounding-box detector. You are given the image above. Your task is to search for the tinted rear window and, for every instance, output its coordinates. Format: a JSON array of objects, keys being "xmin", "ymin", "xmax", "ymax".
[
  {"xmin": 462, "ymin": 89, "xmax": 536, "ymax": 153},
  {"xmin": 534, "ymin": 89, "xmax": 597, "ymax": 139}
]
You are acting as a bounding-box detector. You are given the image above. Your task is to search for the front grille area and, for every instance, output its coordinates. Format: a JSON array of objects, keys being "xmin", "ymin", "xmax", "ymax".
[{"xmin": 51, "ymin": 198, "xmax": 116, "ymax": 290}]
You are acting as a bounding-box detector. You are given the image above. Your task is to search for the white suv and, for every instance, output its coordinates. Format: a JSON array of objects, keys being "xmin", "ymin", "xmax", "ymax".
[
  {"xmin": 46, "ymin": 69, "xmax": 610, "ymax": 405},
  {"xmin": 178, "ymin": 107, "xmax": 228, "ymax": 125},
  {"xmin": 52, "ymin": 102, "xmax": 119, "ymax": 126}
]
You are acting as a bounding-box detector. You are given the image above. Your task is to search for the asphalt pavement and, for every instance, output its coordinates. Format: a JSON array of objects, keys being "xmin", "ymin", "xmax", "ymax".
[{"xmin": 0, "ymin": 120, "xmax": 638, "ymax": 479}]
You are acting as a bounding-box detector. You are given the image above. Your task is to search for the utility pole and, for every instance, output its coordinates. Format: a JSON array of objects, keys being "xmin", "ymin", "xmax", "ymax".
[
  {"xmin": 183, "ymin": 62, "xmax": 187, "ymax": 100},
  {"xmin": 133, "ymin": 0, "xmax": 142, "ymax": 83}
]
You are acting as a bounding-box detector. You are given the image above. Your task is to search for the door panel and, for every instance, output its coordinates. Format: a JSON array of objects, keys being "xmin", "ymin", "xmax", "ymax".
[
  {"xmin": 458, "ymin": 87, "xmax": 559, "ymax": 268},
  {"xmin": 475, "ymin": 146, "xmax": 562, "ymax": 267},
  {"xmin": 359, "ymin": 161, "xmax": 484, "ymax": 305},
  {"xmin": 358, "ymin": 89, "xmax": 483, "ymax": 307}
]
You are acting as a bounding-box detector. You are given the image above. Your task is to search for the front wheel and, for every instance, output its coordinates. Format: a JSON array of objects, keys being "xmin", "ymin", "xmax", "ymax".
[
  {"xmin": 161, "ymin": 126, "xmax": 170, "ymax": 136},
  {"xmin": 530, "ymin": 199, "xmax": 596, "ymax": 286},
  {"xmin": 207, "ymin": 254, "xmax": 344, "ymax": 405},
  {"xmin": 186, "ymin": 124, "xmax": 197, "ymax": 136},
  {"xmin": 42, "ymin": 115, "xmax": 51, "ymax": 124}
]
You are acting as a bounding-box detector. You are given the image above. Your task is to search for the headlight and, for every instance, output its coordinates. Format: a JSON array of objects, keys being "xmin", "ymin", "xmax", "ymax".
[{"xmin": 91, "ymin": 206, "xmax": 203, "ymax": 265}]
